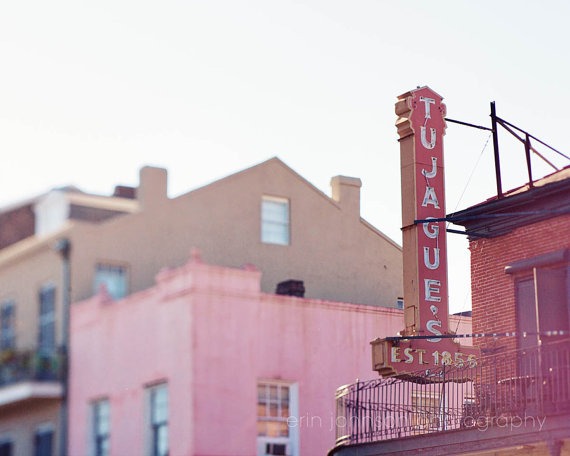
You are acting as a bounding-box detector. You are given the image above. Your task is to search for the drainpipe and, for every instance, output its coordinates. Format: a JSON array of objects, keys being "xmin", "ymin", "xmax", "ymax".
[{"xmin": 55, "ymin": 238, "xmax": 71, "ymax": 456}]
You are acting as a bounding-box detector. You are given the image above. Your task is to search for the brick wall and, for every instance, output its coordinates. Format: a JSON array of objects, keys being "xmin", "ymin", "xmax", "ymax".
[
  {"xmin": 469, "ymin": 213, "xmax": 570, "ymax": 351},
  {"xmin": 0, "ymin": 204, "xmax": 35, "ymax": 249}
]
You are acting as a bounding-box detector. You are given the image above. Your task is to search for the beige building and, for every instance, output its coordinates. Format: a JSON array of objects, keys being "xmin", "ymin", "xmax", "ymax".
[{"xmin": 0, "ymin": 157, "xmax": 402, "ymax": 455}]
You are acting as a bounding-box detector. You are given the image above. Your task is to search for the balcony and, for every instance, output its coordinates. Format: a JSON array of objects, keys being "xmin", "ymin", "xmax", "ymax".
[
  {"xmin": 0, "ymin": 349, "xmax": 63, "ymax": 408},
  {"xmin": 330, "ymin": 339, "xmax": 570, "ymax": 456}
]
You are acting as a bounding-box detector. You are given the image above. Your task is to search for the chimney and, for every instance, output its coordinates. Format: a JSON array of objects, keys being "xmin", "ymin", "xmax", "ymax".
[
  {"xmin": 113, "ymin": 185, "xmax": 136, "ymax": 199},
  {"xmin": 138, "ymin": 166, "xmax": 168, "ymax": 210},
  {"xmin": 276, "ymin": 280, "xmax": 305, "ymax": 297},
  {"xmin": 330, "ymin": 175, "xmax": 362, "ymax": 217}
]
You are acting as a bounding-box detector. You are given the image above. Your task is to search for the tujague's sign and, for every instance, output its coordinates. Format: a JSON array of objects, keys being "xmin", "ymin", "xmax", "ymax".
[{"xmin": 371, "ymin": 87, "xmax": 478, "ymax": 377}]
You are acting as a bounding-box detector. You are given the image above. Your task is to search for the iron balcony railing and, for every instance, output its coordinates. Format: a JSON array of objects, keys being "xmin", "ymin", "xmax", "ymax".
[
  {"xmin": 0, "ymin": 348, "xmax": 63, "ymax": 387},
  {"xmin": 334, "ymin": 339, "xmax": 570, "ymax": 446}
]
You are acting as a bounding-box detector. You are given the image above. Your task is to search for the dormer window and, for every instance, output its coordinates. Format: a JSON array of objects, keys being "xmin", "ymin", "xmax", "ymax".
[
  {"xmin": 34, "ymin": 190, "xmax": 69, "ymax": 236},
  {"xmin": 261, "ymin": 197, "xmax": 290, "ymax": 246}
]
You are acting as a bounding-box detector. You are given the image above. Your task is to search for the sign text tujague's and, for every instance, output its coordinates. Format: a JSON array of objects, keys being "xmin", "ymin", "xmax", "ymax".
[{"xmin": 371, "ymin": 87, "xmax": 478, "ymax": 377}]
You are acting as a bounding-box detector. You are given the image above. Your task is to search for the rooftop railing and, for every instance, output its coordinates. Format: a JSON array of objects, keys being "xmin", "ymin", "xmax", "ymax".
[
  {"xmin": 334, "ymin": 339, "xmax": 570, "ymax": 446},
  {"xmin": 0, "ymin": 349, "xmax": 62, "ymax": 387}
]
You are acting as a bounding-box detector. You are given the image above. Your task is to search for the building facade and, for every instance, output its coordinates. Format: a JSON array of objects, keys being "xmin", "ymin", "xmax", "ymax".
[
  {"xmin": 329, "ymin": 168, "xmax": 570, "ymax": 456},
  {"xmin": 0, "ymin": 158, "xmax": 403, "ymax": 455},
  {"xmin": 456, "ymin": 168, "xmax": 570, "ymax": 355},
  {"xmin": 68, "ymin": 252, "xmax": 467, "ymax": 456}
]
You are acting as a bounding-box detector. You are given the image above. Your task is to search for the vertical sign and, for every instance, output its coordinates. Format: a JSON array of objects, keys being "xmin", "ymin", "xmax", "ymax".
[
  {"xmin": 371, "ymin": 87, "xmax": 478, "ymax": 376},
  {"xmin": 410, "ymin": 88, "xmax": 449, "ymax": 340}
]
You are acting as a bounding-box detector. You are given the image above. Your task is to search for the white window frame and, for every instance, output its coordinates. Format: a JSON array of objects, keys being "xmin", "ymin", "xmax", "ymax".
[
  {"xmin": 257, "ymin": 381, "xmax": 298, "ymax": 456},
  {"xmin": 396, "ymin": 297, "xmax": 404, "ymax": 310},
  {"xmin": 93, "ymin": 263, "xmax": 128, "ymax": 300},
  {"xmin": 261, "ymin": 196, "xmax": 290, "ymax": 246},
  {"xmin": 146, "ymin": 383, "xmax": 168, "ymax": 456},
  {"xmin": 90, "ymin": 399, "xmax": 110, "ymax": 456}
]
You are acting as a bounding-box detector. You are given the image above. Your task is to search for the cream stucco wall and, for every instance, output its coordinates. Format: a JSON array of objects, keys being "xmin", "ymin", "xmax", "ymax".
[{"xmin": 0, "ymin": 399, "xmax": 60, "ymax": 456}]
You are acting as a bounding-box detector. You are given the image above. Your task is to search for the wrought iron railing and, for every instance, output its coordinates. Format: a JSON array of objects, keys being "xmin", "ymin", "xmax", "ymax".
[
  {"xmin": 0, "ymin": 349, "xmax": 62, "ymax": 387},
  {"xmin": 334, "ymin": 339, "xmax": 570, "ymax": 446}
]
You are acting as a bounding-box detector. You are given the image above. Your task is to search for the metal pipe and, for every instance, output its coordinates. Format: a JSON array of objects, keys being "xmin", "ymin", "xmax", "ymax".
[
  {"xmin": 490, "ymin": 102, "xmax": 503, "ymax": 198},
  {"xmin": 525, "ymin": 134, "xmax": 534, "ymax": 187},
  {"xmin": 444, "ymin": 117, "xmax": 493, "ymax": 132},
  {"xmin": 496, "ymin": 116, "xmax": 570, "ymax": 161},
  {"xmin": 496, "ymin": 118, "xmax": 559, "ymax": 171},
  {"xmin": 55, "ymin": 238, "xmax": 71, "ymax": 456}
]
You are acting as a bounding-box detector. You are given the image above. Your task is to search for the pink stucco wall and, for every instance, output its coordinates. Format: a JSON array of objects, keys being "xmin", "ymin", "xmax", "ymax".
[{"xmin": 69, "ymin": 252, "xmax": 471, "ymax": 456}]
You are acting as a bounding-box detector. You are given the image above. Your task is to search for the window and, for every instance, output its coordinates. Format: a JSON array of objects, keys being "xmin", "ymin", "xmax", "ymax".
[
  {"xmin": 94, "ymin": 263, "xmax": 128, "ymax": 300},
  {"xmin": 34, "ymin": 424, "xmax": 54, "ymax": 456},
  {"xmin": 148, "ymin": 384, "xmax": 168, "ymax": 456},
  {"xmin": 411, "ymin": 391, "xmax": 441, "ymax": 431},
  {"xmin": 257, "ymin": 381, "xmax": 298, "ymax": 456},
  {"xmin": 261, "ymin": 197, "xmax": 290, "ymax": 246},
  {"xmin": 518, "ymin": 265, "xmax": 568, "ymax": 347},
  {"xmin": 38, "ymin": 285, "xmax": 56, "ymax": 353},
  {"xmin": 515, "ymin": 276, "xmax": 539, "ymax": 350},
  {"xmin": 92, "ymin": 399, "xmax": 110, "ymax": 456},
  {"xmin": 0, "ymin": 301, "xmax": 15, "ymax": 350},
  {"xmin": 507, "ymin": 250, "xmax": 570, "ymax": 351},
  {"xmin": 507, "ymin": 250, "xmax": 570, "ymax": 382},
  {"xmin": 257, "ymin": 383, "xmax": 290, "ymax": 437},
  {"xmin": 0, "ymin": 440, "xmax": 13, "ymax": 456}
]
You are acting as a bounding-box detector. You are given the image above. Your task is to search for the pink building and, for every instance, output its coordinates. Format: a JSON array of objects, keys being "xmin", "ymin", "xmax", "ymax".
[{"xmin": 69, "ymin": 251, "xmax": 471, "ymax": 456}]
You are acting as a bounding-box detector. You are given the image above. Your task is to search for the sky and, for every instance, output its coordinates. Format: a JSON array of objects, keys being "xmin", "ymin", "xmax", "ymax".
[{"xmin": 1, "ymin": 1, "xmax": 570, "ymax": 314}]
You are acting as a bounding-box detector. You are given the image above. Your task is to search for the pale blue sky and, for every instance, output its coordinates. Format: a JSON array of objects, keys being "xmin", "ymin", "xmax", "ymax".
[{"xmin": 2, "ymin": 1, "xmax": 569, "ymax": 313}]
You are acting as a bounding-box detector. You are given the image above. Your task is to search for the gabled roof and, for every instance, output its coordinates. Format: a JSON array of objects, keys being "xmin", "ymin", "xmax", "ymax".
[
  {"xmin": 172, "ymin": 156, "xmax": 340, "ymax": 208},
  {"xmin": 173, "ymin": 156, "xmax": 402, "ymax": 250}
]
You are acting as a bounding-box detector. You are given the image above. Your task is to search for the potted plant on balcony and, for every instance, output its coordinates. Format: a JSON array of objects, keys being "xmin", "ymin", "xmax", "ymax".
[
  {"xmin": 0, "ymin": 348, "xmax": 15, "ymax": 364},
  {"xmin": 0, "ymin": 348, "xmax": 17, "ymax": 385},
  {"xmin": 32, "ymin": 351, "xmax": 60, "ymax": 381}
]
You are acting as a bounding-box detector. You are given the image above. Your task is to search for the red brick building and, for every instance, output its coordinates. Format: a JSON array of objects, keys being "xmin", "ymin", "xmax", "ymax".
[{"xmin": 455, "ymin": 167, "xmax": 570, "ymax": 356}]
